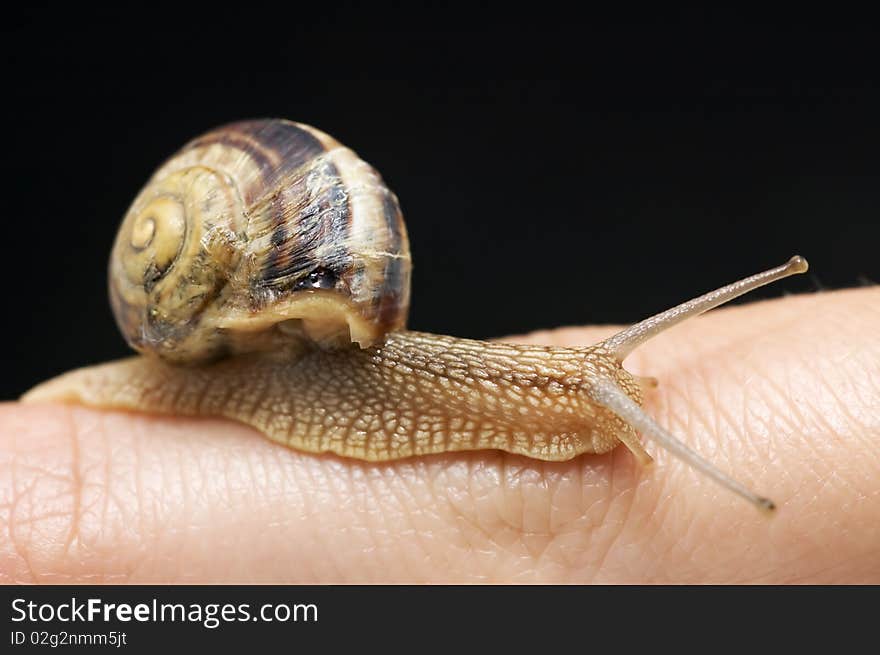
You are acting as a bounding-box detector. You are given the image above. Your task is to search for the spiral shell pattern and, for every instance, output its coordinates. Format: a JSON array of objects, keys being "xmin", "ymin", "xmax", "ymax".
[{"xmin": 110, "ymin": 119, "xmax": 412, "ymax": 362}]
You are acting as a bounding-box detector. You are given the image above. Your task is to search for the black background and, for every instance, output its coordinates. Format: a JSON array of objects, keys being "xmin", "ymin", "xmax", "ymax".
[{"xmin": 3, "ymin": 6, "xmax": 878, "ymax": 399}]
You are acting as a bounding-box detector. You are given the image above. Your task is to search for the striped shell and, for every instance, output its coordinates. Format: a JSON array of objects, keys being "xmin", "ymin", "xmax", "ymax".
[{"xmin": 109, "ymin": 119, "xmax": 411, "ymax": 363}]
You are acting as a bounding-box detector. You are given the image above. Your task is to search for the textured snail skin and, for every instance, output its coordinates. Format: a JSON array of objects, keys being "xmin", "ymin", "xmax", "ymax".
[{"xmin": 24, "ymin": 332, "xmax": 642, "ymax": 461}]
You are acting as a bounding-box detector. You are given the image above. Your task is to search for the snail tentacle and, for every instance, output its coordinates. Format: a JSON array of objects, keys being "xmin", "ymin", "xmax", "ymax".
[
  {"xmin": 588, "ymin": 376, "xmax": 776, "ymax": 512},
  {"xmin": 601, "ymin": 256, "xmax": 809, "ymax": 361}
]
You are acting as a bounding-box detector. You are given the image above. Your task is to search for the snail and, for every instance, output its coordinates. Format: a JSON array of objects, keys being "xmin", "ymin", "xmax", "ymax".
[{"xmin": 23, "ymin": 118, "xmax": 809, "ymax": 512}]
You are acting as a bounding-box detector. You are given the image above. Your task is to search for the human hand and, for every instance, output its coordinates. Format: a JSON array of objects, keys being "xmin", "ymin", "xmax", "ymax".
[{"xmin": 1, "ymin": 287, "xmax": 878, "ymax": 583}]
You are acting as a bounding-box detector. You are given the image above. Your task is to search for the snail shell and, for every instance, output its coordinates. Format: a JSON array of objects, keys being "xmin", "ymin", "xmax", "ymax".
[{"xmin": 111, "ymin": 119, "xmax": 411, "ymax": 363}]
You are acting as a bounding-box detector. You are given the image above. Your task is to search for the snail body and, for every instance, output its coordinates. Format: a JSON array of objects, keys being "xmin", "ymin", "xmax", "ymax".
[{"xmin": 24, "ymin": 119, "xmax": 810, "ymax": 511}]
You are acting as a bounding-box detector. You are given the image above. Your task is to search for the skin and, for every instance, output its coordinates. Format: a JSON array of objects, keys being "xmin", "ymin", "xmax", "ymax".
[{"xmin": 1, "ymin": 287, "xmax": 878, "ymax": 583}]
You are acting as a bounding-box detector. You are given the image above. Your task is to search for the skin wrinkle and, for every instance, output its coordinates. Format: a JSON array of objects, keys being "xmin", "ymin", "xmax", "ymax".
[
  {"xmin": 400, "ymin": 465, "xmax": 441, "ymax": 579},
  {"xmin": 762, "ymin": 366, "xmax": 816, "ymax": 458},
  {"xmin": 639, "ymin": 384, "xmax": 690, "ymax": 520},
  {"xmin": 285, "ymin": 453, "xmax": 322, "ymax": 582},
  {"xmin": 671, "ymin": 357, "xmax": 775, "ymax": 571},
  {"xmin": 251, "ymin": 435, "xmax": 310, "ymax": 578},
  {"xmin": 675, "ymin": 367, "xmax": 727, "ymax": 462},
  {"xmin": 354, "ymin": 466, "xmax": 388, "ymax": 581},
  {"xmin": 547, "ymin": 463, "xmax": 586, "ymax": 533},
  {"xmin": 385, "ymin": 463, "xmax": 431, "ymax": 581},
  {"xmin": 715, "ymin": 365, "xmax": 764, "ymax": 466},
  {"xmin": 5, "ymin": 476, "xmax": 38, "ymax": 583},
  {"xmin": 348, "ymin": 462, "xmax": 383, "ymax": 582},
  {"xmin": 688, "ymin": 361, "xmax": 775, "ymax": 489},
  {"xmin": 532, "ymin": 464, "xmax": 578, "ymax": 568},
  {"xmin": 129, "ymin": 409, "xmax": 148, "ymax": 575},
  {"xmin": 591, "ymin": 458, "xmax": 644, "ymax": 576},
  {"xmin": 484, "ymin": 453, "xmax": 527, "ymax": 557},
  {"xmin": 680, "ymin": 354, "xmax": 756, "ymax": 467},
  {"xmin": 109, "ymin": 416, "xmax": 141, "ymax": 582},
  {"xmin": 219, "ymin": 439, "xmax": 262, "ymax": 580},
  {"xmin": 782, "ymin": 556, "xmax": 865, "ymax": 585},
  {"xmin": 102, "ymin": 412, "xmax": 140, "ymax": 580},
  {"xmin": 596, "ymin": 472, "xmax": 677, "ymax": 583},
  {"xmin": 720, "ymin": 334, "xmax": 824, "ymax": 472},
  {"xmin": 783, "ymin": 507, "xmax": 842, "ymax": 581},
  {"xmin": 161, "ymin": 425, "xmax": 189, "ymax": 580},
  {"xmin": 742, "ymin": 382, "xmax": 780, "ymax": 478},
  {"xmin": 496, "ymin": 464, "xmax": 536, "ymax": 557},
  {"xmin": 808, "ymin": 351, "xmax": 873, "ymax": 440},
  {"xmin": 495, "ymin": 455, "xmax": 519, "ymax": 542},
  {"xmin": 463, "ymin": 459, "xmax": 509, "ymax": 579},
  {"xmin": 527, "ymin": 471, "xmax": 563, "ymax": 570},
  {"xmin": 360, "ymin": 466, "xmax": 404, "ymax": 581},
  {"xmin": 173, "ymin": 420, "xmax": 193, "ymax": 579},
  {"xmin": 62, "ymin": 407, "xmax": 82, "ymax": 564},
  {"xmin": 423, "ymin": 465, "xmax": 456, "ymax": 576},
  {"xmin": 693, "ymin": 487, "xmax": 770, "ymax": 580},
  {"xmin": 81, "ymin": 411, "xmax": 107, "ymax": 579},
  {"xmin": 444, "ymin": 461, "xmax": 500, "ymax": 572},
  {"xmin": 0, "ymin": 288, "xmax": 878, "ymax": 582},
  {"xmin": 484, "ymin": 463, "xmax": 532, "ymax": 579},
  {"xmin": 300, "ymin": 455, "xmax": 347, "ymax": 581},
  {"xmin": 232, "ymin": 430, "xmax": 308, "ymax": 580},
  {"xmin": 429, "ymin": 462, "xmax": 481, "ymax": 579},
  {"xmin": 812, "ymin": 434, "xmax": 870, "ymax": 508},
  {"xmin": 48, "ymin": 409, "xmax": 87, "ymax": 583},
  {"xmin": 441, "ymin": 462, "xmax": 482, "ymax": 572},
  {"xmin": 155, "ymin": 426, "xmax": 192, "ymax": 582},
  {"xmin": 288, "ymin": 451, "xmax": 330, "ymax": 582},
  {"xmin": 516, "ymin": 464, "xmax": 553, "ymax": 559},
  {"xmin": 782, "ymin": 351, "xmax": 857, "ymax": 438},
  {"xmin": 202, "ymin": 430, "xmax": 256, "ymax": 574},
  {"xmin": 368, "ymin": 466, "xmax": 409, "ymax": 581},
  {"xmin": 404, "ymin": 462, "xmax": 444, "ymax": 575},
  {"xmin": 854, "ymin": 346, "xmax": 880, "ymax": 428},
  {"xmin": 192, "ymin": 422, "xmax": 246, "ymax": 577},
  {"xmin": 661, "ymin": 330, "xmax": 783, "ymax": 464},
  {"xmin": 447, "ymin": 462, "xmax": 487, "ymax": 557},
  {"xmin": 646, "ymin": 381, "xmax": 713, "ymax": 505},
  {"xmin": 403, "ymin": 479, "xmax": 444, "ymax": 579},
  {"xmin": 220, "ymin": 440, "xmax": 258, "ymax": 581},
  {"xmin": 784, "ymin": 473, "xmax": 850, "ymax": 578},
  {"xmin": 5, "ymin": 411, "xmax": 65, "ymax": 582},
  {"xmin": 533, "ymin": 458, "xmax": 608, "ymax": 578},
  {"xmin": 542, "ymin": 466, "xmax": 610, "ymax": 581},
  {"xmin": 691, "ymin": 493, "xmax": 762, "ymax": 582},
  {"xmin": 622, "ymin": 462, "xmax": 672, "ymax": 582},
  {"xmin": 773, "ymin": 382, "xmax": 843, "ymax": 499},
  {"xmin": 588, "ymin": 454, "xmax": 632, "ymax": 581}
]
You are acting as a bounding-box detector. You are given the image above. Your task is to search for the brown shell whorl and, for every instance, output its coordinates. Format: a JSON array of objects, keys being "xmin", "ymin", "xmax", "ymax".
[
  {"xmin": 109, "ymin": 119, "xmax": 412, "ymax": 363},
  {"xmin": 110, "ymin": 165, "xmax": 245, "ymax": 362}
]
